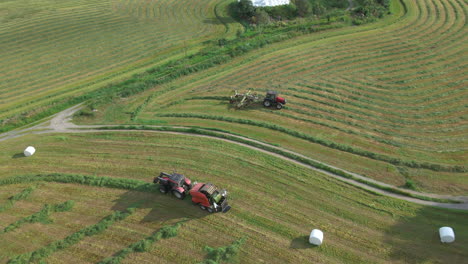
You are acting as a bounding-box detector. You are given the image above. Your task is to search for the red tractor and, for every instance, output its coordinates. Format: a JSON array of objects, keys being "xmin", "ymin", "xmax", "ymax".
[
  {"xmin": 263, "ymin": 90, "xmax": 286, "ymax": 109},
  {"xmin": 154, "ymin": 172, "xmax": 231, "ymax": 213},
  {"xmin": 154, "ymin": 172, "xmax": 192, "ymax": 199}
]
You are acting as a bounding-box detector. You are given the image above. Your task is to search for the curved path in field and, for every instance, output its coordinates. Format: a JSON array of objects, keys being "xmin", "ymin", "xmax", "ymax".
[{"xmin": 1, "ymin": 105, "xmax": 467, "ymax": 210}]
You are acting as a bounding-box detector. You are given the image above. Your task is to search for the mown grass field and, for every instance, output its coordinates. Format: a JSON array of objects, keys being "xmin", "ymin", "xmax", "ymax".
[
  {"xmin": 0, "ymin": 132, "xmax": 467, "ymax": 263},
  {"xmin": 81, "ymin": 0, "xmax": 468, "ymax": 195},
  {"xmin": 0, "ymin": 0, "xmax": 240, "ymax": 127},
  {"xmin": 2, "ymin": 0, "xmax": 467, "ymax": 263}
]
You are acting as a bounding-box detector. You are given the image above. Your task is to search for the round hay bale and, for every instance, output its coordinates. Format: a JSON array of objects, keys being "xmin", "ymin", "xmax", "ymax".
[
  {"xmin": 439, "ymin": 227, "xmax": 455, "ymax": 243},
  {"xmin": 309, "ymin": 229, "xmax": 323, "ymax": 246},
  {"xmin": 24, "ymin": 146, "xmax": 36, "ymax": 157}
]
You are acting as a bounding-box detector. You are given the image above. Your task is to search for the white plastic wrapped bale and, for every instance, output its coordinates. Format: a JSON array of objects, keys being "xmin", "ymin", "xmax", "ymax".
[
  {"xmin": 24, "ymin": 146, "xmax": 36, "ymax": 157},
  {"xmin": 439, "ymin": 227, "xmax": 455, "ymax": 243},
  {"xmin": 309, "ymin": 229, "xmax": 324, "ymax": 246}
]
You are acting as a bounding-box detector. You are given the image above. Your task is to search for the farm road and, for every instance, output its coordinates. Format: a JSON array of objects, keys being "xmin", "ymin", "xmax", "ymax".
[{"xmin": 1, "ymin": 105, "xmax": 467, "ymax": 210}]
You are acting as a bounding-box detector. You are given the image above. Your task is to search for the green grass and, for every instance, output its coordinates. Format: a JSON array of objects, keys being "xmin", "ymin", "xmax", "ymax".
[
  {"xmin": 1, "ymin": 200, "xmax": 74, "ymax": 234},
  {"xmin": 1, "ymin": 0, "xmax": 467, "ymax": 263},
  {"xmin": 0, "ymin": 186, "xmax": 36, "ymax": 213},
  {"xmin": 0, "ymin": 0, "xmax": 239, "ymax": 130},
  {"xmin": 0, "ymin": 132, "xmax": 467, "ymax": 263},
  {"xmin": 80, "ymin": 0, "xmax": 467, "ymax": 194},
  {"xmin": 99, "ymin": 220, "xmax": 185, "ymax": 264},
  {"xmin": 8, "ymin": 204, "xmax": 137, "ymax": 264}
]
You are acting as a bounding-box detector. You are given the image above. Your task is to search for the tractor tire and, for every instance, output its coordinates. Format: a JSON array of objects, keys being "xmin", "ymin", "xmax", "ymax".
[
  {"xmin": 276, "ymin": 103, "xmax": 283, "ymax": 110},
  {"xmin": 159, "ymin": 185, "xmax": 168, "ymax": 194},
  {"xmin": 172, "ymin": 190, "xmax": 185, "ymax": 200},
  {"xmin": 207, "ymin": 207, "xmax": 214, "ymax": 213},
  {"xmin": 199, "ymin": 205, "xmax": 207, "ymax": 211},
  {"xmin": 263, "ymin": 100, "xmax": 271, "ymax": 107}
]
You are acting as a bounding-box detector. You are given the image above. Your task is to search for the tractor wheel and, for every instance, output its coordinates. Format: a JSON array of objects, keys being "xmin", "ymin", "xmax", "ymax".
[
  {"xmin": 172, "ymin": 190, "xmax": 185, "ymax": 200},
  {"xmin": 276, "ymin": 103, "xmax": 283, "ymax": 110},
  {"xmin": 199, "ymin": 205, "xmax": 207, "ymax": 211},
  {"xmin": 159, "ymin": 185, "xmax": 168, "ymax": 194},
  {"xmin": 263, "ymin": 100, "xmax": 271, "ymax": 107},
  {"xmin": 207, "ymin": 207, "xmax": 214, "ymax": 213}
]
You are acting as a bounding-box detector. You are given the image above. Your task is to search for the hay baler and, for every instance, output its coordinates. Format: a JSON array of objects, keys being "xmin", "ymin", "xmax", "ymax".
[{"xmin": 154, "ymin": 172, "xmax": 231, "ymax": 213}]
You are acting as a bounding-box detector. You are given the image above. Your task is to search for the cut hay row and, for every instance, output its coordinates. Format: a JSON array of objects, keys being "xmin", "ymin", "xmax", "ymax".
[
  {"xmin": 181, "ymin": 96, "xmax": 465, "ymax": 153},
  {"xmin": 8, "ymin": 204, "xmax": 137, "ymax": 264},
  {"xmin": 154, "ymin": 112, "xmax": 465, "ymax": 171},
  {"xmin": 108, "ymin": 0, "xmax": 467, "ymax": 192},
  {"xmin": 98, "ymin": 220, "xmax": 185, "ymax": 264},
  {"xmin": 0, "ymin": 186, "xmax": 36, "ymax": 214},
  {"xmin": 0, "ymin": 0, "xmax": 229, "ymax": 122},
  {"xmin": 0, "ymin": 132, "xmax": 467, "ymax": 263},
  {"xmin": 1, "ymin": 200, "xmax": 74, "ymax": 235}
]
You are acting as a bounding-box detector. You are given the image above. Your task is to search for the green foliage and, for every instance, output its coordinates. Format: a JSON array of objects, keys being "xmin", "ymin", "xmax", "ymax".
[
  {"xmin": 74, "ymin": 108, "xmax": 95, "ymax": 118},
  {"xmin": 199, "ymin": 237, "xmax": 246, "ymax": 264},
  {"xmin": 9, "ymin": 205, "xmax": 137, "ymax": 264},
  {"xmin": 237, "ymin": 0, "xmax": 255, "ymax": 19},
  {"xmin": 353, "ymin": 0, "xmax": 388, "ymax": 24},
  {"xmin": 0, "ymin": 186, "xmax": 36, "ymax": 213},
  {"xmin": 261, "ymin": 4, "xmax": 298, "ymax": 20},
  {"xmin": 254, "ymin": 9, "xmax": 271, "ymax": 25},
  {"xmin": 404, "ymin": 179, "xmax": 417, "ymax": 190},
  {"xmin": 99, "ymin": 221, "xmax": 184, "ymax": 264},
  {"xmin": 1, "ymin": 200, "xmax": 74, "ymax": 234},
  {"xmin": 295, "ymin": 0, "xmax": 312, "ymax": 17}
]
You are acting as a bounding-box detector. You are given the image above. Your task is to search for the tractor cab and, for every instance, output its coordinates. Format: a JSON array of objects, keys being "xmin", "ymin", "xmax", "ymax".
[
  {"xmin": 263, "ymin": 90, "xmax": 286, "ymax": 109},
  {"xmin": 154, "ymin": 172, "xmax": 192, "ymax": 199},
  {"xmin": 265, "ymin": 90, "xmax": 278, "ymax": 101}
]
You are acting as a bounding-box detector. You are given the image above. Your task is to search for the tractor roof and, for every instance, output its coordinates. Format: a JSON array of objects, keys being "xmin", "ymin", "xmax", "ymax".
[
  {"xmin": 166, "ymin": 173, "xmax": 185, "ymax": 185},
  {"xmin": 267, "ymin": 90, "xmax": 278, "ymax": 95}
]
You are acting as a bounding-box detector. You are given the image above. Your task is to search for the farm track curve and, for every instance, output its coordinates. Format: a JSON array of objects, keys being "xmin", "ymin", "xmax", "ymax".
[{"xmin": 1, "ymin": 105, "xmax": 467, "ymax": 210}]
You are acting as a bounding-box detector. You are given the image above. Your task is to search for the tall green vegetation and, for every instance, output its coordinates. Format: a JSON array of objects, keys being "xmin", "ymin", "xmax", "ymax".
[
  {"xmin": 235, "ymin": 0, "xmax": 389, "ymax": 25},
  {"xmin": 0, "ymin": 186, "xmax": 36, "ymax": 213},
  {"xmin": 1, "ymin": 200, "xmax": 74, "ymax": 234}
]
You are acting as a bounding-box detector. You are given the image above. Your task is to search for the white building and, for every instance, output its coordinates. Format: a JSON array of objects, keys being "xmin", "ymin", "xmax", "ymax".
[{"xmin": 242, "ymin": 0, "xmax": 291, "ymax": 7}]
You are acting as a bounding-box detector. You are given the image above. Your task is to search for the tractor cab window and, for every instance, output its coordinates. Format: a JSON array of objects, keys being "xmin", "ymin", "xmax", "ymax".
[{"xmin": 266, "ymin": 91, "xmax": 277, "ymax": 100}]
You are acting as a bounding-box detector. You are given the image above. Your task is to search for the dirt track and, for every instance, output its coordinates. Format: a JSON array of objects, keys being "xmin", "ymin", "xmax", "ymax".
[{"xmin": 1, "ymin": 105, "xmax": 467, "ymax": 210}]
